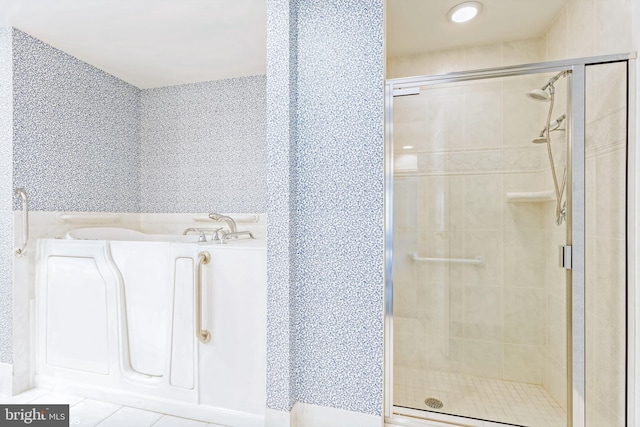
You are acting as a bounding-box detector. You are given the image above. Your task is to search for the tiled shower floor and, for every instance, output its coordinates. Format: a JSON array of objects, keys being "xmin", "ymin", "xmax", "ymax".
[{"xmin": 394, "ymin": 368, "xmax": 566, "ymax": 427}]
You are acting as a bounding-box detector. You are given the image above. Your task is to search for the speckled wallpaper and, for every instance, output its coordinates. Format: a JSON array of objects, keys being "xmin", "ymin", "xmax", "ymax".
[
  {"xmin": 266, "ymin": 0, "xmax": 385, "ymax": 415},
  {"xmin": 0, "ymin": 27, "xmax": 14, "ymax": 365},
  {"xmin": 266, "ymin": 0, "xmax": 298, "ymax": 412},
  {"xmin": 12, "ymin": 29, "xmax": 141, "ymax": 212},
  {"xmin": 140, "ymin": 75, "xmax": 266, "ymax": 213}
]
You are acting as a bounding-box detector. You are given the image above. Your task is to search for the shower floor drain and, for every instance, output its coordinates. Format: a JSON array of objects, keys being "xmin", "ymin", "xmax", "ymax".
[{"xmin": 424, "ymin": 397, "xmax": 444, "ymax": 409}]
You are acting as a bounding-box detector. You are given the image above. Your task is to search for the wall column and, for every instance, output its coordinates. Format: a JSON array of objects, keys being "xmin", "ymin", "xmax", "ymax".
[{"xmin": 266, "ymin": 0, "xmax": 385, "ymax": 416}]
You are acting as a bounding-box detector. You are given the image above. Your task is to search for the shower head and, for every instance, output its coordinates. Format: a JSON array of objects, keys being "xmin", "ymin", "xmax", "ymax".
[
  {"xmin": 527, "ymin": 89, "xmax": 551, "ymax": 101},
  {"xmin": 526, "ymin": 71, "xmax": 569, "ymax": 102},
  {"xmin": 531, "ymin": 114, "xmax": 567, "ymax": 143}
]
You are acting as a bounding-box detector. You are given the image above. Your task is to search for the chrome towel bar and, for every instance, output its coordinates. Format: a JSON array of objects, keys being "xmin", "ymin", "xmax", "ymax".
[
  {"xmin": 410, "ymin": 252, "xmax": 485, "ymax": 267},
  {"xmin": 196, "ymin": 251, "xmax": 211, "ymax": 343},
  {"xmin": 14, "ymin": 188, "xmax": 28, "ymax": 257}
]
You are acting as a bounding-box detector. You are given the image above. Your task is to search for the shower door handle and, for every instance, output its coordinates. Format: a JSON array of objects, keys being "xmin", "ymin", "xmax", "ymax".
[
  {"xmin": 196, "ymin": 251, "xmax": 212, "ymax": 343},
  {"xmin": 560, "ymin": 245, "xmax": 572, "ymax": 270}
]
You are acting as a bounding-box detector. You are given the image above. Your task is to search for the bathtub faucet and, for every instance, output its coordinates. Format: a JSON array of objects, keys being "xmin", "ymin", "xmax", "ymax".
[
  {"xmin": 208, "ymin": 213, "xmax": 237, "ymax": 233},
  {"xmin": 183, "ymin": 227, "xmax": 223, "ymax": 242},
  {"xmin": 208, "ymin": 213, "xmax": 255, "ymax": 243}
]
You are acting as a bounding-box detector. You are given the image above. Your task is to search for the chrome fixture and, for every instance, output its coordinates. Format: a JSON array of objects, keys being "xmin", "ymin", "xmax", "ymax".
[
  {"xmin": 527, "ymin": 71, "xmax": 569, "ymax": 225},
  {"xmin": 532, "ymin": 113, "xmax": 567, "ymax": 144},
  {"xmin": 14, "ymin": 188, "xmax": 29, "ymax": 257},
  {"xmin": 526, "ymin": 70, "xmax": 569, "ymax": 101},
  {"xmin": 196, "ymin": 251, "xmax": 211, "ymax": 343},
  {"xmin": 208, "ymin": 213, "xmax": 237, "ymax": 233},
  {"xmin": 410, "ymin": 252, "xmax": 484, "ymax": 267},
  {"xmin": 219, "ymin": 230, "xmax": 255, "ymax": 244},
  {"xmin": 208, "ymin": 213, "xmax": 255, "ymax": 243},
  {"xmin": 183, "ymin": 227, "xmax": 223, "ymax": 242}
]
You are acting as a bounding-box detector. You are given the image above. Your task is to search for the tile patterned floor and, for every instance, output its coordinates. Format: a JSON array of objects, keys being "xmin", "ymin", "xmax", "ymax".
[
  {"xmin": 0, "ymin": 389, "xmax": 226, "ymax": 427},
  {"xmin": 394, "ymin": 368, "xmax": 566, "ymax": 427}
]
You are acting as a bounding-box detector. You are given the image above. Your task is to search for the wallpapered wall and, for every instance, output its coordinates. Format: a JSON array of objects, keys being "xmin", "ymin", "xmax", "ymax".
[
  {"xmin": 266, "ymin": 0, "xmax": 385, "ymax": 415},
  {"xmin": 0, "ymin": 27, "xmax": 13, "ymax": 364},
  {"xmin": 140, "ymin": 75, "xmax": 266, "ymax": 213},
  {"xmin": 265, "ymin": 0, "xmax": 298, "ymax": 411},
  {"xmin": 12, "ymin": 30, "xmax": 141, "ymax": 212},
  {"xmin": 12, "ymin": 29, "xmax": 266, "ymax": 214}
]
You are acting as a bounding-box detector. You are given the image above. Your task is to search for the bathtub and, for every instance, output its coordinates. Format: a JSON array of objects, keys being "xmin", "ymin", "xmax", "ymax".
[{"xmin": 34, "ymin": 227, "xmax": 267, "ymax": 426}]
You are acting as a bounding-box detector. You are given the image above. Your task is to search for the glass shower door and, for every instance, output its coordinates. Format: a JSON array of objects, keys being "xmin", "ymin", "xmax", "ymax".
[
  {"xmin": 390, "ymin": 71, "xmax": 572, "ymax": 427},
  {"xmin": 388, "ymin": 59, "xmax": 631, "ymax": 427}
]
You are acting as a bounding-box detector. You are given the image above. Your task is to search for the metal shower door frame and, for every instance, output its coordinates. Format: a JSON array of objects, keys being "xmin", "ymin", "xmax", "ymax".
[{"xmin": 383, "ymin": 53, "xmax": 635, "ymax": 427}]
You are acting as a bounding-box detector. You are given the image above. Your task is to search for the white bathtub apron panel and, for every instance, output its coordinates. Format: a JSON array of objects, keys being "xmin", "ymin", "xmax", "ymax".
[{"xmin": 35, "ymin": 233, "xmax": 267, "ymax": 426}]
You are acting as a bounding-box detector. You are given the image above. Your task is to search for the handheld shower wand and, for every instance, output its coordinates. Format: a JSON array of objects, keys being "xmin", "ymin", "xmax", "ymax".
[{"xmin": 526, "ymin": 70, "xmax": 570, "ymax": 225}]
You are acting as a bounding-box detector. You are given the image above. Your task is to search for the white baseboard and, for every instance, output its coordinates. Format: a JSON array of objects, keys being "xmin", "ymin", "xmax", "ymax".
[
  {"xmin": 264, "ymin": 403, "xmax": 382, "ymax": 427},
  {"xmin": 292, "ymin": 402, "xmax": 382, "ymax": 427},
  {"xmin": 34, "ymin": 375, "xmax": 264, "ymax": 427},
  {"xmin": 265, "ymin": 408, "xmax": 292, "ymax": 427},
  {"xmin": 0, "ymin": 362, "xmax": 13, "ymax": 397}
]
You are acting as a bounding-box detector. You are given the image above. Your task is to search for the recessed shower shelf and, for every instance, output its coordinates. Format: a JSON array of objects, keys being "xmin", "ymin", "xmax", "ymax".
[{"xmin": 506, "ymin": 190, "xmax": 555, "ymax": 203}]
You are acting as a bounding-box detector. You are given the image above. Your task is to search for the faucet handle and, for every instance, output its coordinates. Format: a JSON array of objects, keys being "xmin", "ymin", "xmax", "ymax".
[{"xmin": 211, "ymin": 228, "xmax": 225, "ymax": 243}]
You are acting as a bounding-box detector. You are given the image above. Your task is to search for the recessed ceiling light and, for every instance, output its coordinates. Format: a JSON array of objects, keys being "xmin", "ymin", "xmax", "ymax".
[
  {"xmin": 447, "ymin": 1, "xmax": 483, "ymax": 23},
  {"xmin": 402, "ymin": 145, "xmax": 414, "ymax": 150}
]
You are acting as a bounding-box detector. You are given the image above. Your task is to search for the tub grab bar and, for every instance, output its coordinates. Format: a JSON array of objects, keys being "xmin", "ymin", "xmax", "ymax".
[
  {"xmin": 410, "ymin": 252, "xmax": 485, "ymax": 267},
  {"xmin": 14, "ymin": 188, "xmax": 28, "ymax": 257},
  {"xmin": 196, "ymin": 251, "xmax": 211, "ymax": 343}
]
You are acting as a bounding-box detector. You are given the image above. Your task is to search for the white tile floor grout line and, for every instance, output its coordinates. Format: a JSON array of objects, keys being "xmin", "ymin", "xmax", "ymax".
[{"xmin": 2, "ymin": 389, "xmax": 225, "ymax": 427}]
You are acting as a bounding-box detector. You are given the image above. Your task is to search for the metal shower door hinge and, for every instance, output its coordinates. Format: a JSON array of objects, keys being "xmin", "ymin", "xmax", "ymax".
[
  {"xmin": 560, "ymin": 245, "xmax": 572, "ymax": 270},
  {"xmin": 393, "ymin": 87, "xmax": 420, "ymax": 97}
]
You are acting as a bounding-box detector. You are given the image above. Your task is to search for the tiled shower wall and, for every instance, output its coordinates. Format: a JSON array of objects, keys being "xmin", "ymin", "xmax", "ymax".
[
  {"xmin": 388, "ymin": 37, "xmax": 543, "ymax": 79},
  {"xmin": 0, "ymin": 27, "xmax": 13, "ymax": 365},
  {"xmin": 392, "ymin": 72, "xmax": 553, "ymax": 385},
  {"xmin": 546, "ymin": 1, "xmax": 632, "ymax": 424},
  {"xmin": 583, "ymin": 63, "xmax": 627, "ymax": 426},
  {"xmin": 544, "ymin": 0, "xmax": 632, "ymax": 422}
]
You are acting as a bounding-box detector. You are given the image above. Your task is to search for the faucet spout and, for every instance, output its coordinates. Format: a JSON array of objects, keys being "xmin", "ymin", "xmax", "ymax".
[{"xmin": 208, "ymin": 213, "xmax": 237, "ymax": 233}]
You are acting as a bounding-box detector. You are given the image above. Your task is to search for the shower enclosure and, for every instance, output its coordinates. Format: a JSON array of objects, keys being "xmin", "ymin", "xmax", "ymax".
[{"xmin": 385, "ymin": 55, "xmax": 633, "ymax": 427}]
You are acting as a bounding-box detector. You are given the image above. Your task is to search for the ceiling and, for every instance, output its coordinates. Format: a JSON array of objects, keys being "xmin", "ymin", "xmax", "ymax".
[
  {"xmin": 387, "ymin": 0, "xmax": 567, "ymax": 58},
  {"xmin": 0, "ymin": 0, "xmax": 566, "ymax": 88},
  {"xmin": 0, "ymin": 0, "xmax": 267, "ymax": 89}
]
